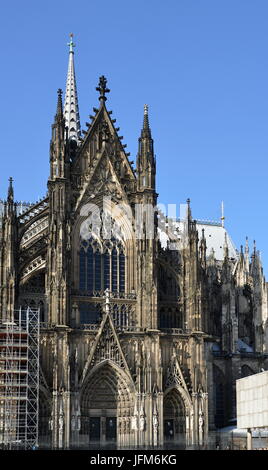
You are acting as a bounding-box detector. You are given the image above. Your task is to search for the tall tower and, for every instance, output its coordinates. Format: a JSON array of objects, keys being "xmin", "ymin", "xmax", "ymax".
[{"xmin": 0, "ymin": 178, "xmax": 17, "ymax": 321}]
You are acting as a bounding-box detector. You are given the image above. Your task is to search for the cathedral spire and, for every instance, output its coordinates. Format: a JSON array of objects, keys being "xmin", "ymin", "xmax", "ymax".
[
  {"xmin": 63, "ymin": 33, "xmax": 81, "ymax": 141},
  {"xmin": 245, "ymin": 236, "xmax": 250, "ymax": 272},
  {"xmin": 142, "ymin": 104, "xmax": 151, "ymax": 135},
  {"xmin": 50, "ymin": 89, "xmax": 66, "ymax": 180},
  {"xmin": 137, "ymin": 104, "xmax": 156, "ymax": 190},
  {"xmin": 56, "ymin": 88, "xmax": 63, "ymax": 120}
]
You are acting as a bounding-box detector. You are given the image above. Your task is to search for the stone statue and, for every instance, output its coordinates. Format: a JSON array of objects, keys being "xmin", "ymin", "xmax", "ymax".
[
  {"xmin": 139, "ymin": 411, "xmax": 145, "ymax": 431},
  {"xmin": 71, "ymin": 414, "xmax": 76, "ymax": 431},
  {"xmin": 59, "ymin": 413, "xmax": 64, "ymax": 430}
]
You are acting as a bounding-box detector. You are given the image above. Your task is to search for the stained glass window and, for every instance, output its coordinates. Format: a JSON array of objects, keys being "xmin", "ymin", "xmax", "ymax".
[
  {"xmin": 119, "ymin": 251, "xmax": 125, "ymax": 293},
  {"xmin": 95, "ymin": 249, "xmax": 102, "ymax": 291},
  {"xmin": 87, "ymin": 245, "xmax": 93, "ymax": 292},
  {"xmin": 79, "ymin": 237, "xmax": 125, "ymax": 295},
  {"xmin": 79, "ymin": 248, "xmax": 86, "ymax": 290},
  {"xmin": 112, "ymin": 248, "xmax": 118, "ymax": 292}
]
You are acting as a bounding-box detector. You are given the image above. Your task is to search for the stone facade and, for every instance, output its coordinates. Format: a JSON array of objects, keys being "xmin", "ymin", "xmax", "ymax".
[{"xmin": 0, "ymin": 43, "xmax": 268, "ymax": 449}]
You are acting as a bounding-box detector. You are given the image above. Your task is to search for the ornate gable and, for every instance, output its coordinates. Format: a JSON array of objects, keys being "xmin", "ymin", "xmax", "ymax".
[
  {"xmin": 81, "ymin": 311, "xmax": 132, "ymax": 383},
  {"xmin": 71, "ymin": 83, "xmax": 136, "ymax": 211},
  {"xmin": 165, "ymin": 353, "xmax": 192, "ymax": 403}
]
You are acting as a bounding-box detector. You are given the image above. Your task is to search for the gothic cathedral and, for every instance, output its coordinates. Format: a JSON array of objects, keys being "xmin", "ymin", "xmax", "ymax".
[{"xmin": 0, "ymin": 36, "xmax": 268, "ymax": 449}]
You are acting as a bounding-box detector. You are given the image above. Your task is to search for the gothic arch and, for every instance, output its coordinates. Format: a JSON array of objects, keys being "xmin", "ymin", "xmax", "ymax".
[
  {"xmin": 72, "ymin": 198, "xmax": 136, "ymax": 294},
  {"xmin": 163, "ymin": 386, "xmax": 188, "ymax": 448},
  {"xmin": 80, "ymin": 360, "xmax": 134, "ymax": 446},
  {"xmin": 158, "ymin": 259, "xmax": 182, "ymax": 299},
  {"xmin": 80, "ymin": 358, "xmax": 135, "ymax": 394},
  {"xmin": 164, "ymin": 384, "xmax": 192, "ymax": 412}
]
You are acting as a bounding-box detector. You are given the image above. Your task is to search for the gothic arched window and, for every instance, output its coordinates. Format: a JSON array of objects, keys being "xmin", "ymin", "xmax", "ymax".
[
  {"xmin": 111, "ymin": 247, "xmax": 118, "ymax": 292},
  {"xmin": 79, "ymin": 247, "xmax": 86, "ymax": 290},
  {"xmin": 79, "ymin": 237, "xmax": 126, "ymax": 294}
]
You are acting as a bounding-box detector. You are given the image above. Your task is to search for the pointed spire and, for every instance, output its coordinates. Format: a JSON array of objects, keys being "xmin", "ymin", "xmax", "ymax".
[
  {"xmin": 56, "ymin": 88, "xmax": 63, "ymax": 119},
  {"xmin": 137, "ymin": 104, "xmax": 155, "ymax": 190},
  {"xmin": 50, "ymin": 89, "xmax": 65, "ymax": 180},
  {"xmin": 245, "ymin": 236, "xmax": 249, "ymax": 255},
  {"xmin": 239, "ymin": 244, "xmax": 244, "ymax": 263},
  {"xmin": 199, "ymin": 228, "xmax": 207, "ymax": 268},
  {"xmin": 251, "ymin": 240, "xmax": 257, "ymax": 263},
  {"xmin": 223, "ymin": 231, "xmax": 229, "ymax": 259},
  {"xmin": 142, "ymin": 104, "xmax": 151, "ymax": 136},
  {"xmin": 186, "ymin": 198, "xmax": 192, "ymax": 223},
  {"xmin": 63, "ymin": 33, "xmax": 81, "ymax": 141},
  {"xmin": 7, "ymin": 177, "xmax": 14, "ymax": 204},
  {"xmin": 245, "ymin": 236, "xmax": 250, "ymax": 271}
]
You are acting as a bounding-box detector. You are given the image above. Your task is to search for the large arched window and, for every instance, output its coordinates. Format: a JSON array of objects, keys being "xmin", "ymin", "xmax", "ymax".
[{"xmin": 79, "ymin": 237, "xmax": 126, "ymax": 294}]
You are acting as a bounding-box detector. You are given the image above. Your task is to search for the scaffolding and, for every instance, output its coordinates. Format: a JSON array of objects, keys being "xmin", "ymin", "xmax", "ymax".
[{"xmin": 0, "ymin": 307, "xmax": 40, "ymax": 449}]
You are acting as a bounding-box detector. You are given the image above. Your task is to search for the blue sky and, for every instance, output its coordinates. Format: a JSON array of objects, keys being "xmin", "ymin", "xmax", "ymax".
[{"xmin": 1, "ymin": 0, "xmax": 268, "ymax": 274}]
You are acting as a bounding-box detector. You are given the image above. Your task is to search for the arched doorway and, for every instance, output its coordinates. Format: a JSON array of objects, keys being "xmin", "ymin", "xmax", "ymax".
[
  {"xmin": 80, "ymin": 361, "xmax": 133, "ymax": 448},
  {"xmin": 163, "ymin": 388, "xmax": 186, "ymax": 449}
]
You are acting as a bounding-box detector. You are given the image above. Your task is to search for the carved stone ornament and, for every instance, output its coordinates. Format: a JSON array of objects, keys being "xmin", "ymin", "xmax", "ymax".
[
  {"xmin": 89, "ymin": 157, "xmax": 122, "ymax": 200},
  {"xmin": 89, "ymin": 314, "xmax": 126, "ymax": 369}
]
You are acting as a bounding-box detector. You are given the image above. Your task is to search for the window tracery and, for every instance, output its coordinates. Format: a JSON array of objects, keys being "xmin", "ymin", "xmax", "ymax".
[{"xmin": 79, "ymin": 237, "xmax": 126, "ymax": 294}]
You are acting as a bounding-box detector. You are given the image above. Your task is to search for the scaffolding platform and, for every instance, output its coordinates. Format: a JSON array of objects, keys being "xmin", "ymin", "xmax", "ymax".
[{"xmin": 0, "ymin": 308, "xmax": 40, "ymax": 450}]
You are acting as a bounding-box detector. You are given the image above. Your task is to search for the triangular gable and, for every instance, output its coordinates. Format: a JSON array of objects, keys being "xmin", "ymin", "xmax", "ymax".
[
  {"xmin": 165, "ymin": 355, "xmax": 192, "ymax": 403},
  {"xmin": 81, "ymin": 312, "xmax": 132, "ymax": 384},
  {"xmin": 74, "ymin": 148, "xmax": 129, "ymax": 212},
  {"xmin": 74, "ymin": 104, "xmax": 136, "ymax": 182}
]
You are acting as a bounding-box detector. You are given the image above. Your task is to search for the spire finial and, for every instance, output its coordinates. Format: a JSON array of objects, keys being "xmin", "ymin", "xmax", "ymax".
[
  {"xmin": 56, "ymin": 88, "xmax": 63, "ymax": 117},
  {"xmin": 143, "ymin": 104, "xmax": 150, "ymax": 130},
  {"xmin": 7, "ymin": 177, "xmax": 14, "ymax": 203},
  {"xmin": 96, "ymin": 75, "xmax": 110, "ymax": 102},
  {"xmin": 67, "ymin": 33, "xmax": 75, "ymax": 53},
  {"xmin": 185, "ymin": 198, "xmax": 192, "ymax": 225},
  {"xmin": 245, "ymin": 236, "xmax": 249, "ymax": 271},
  {"xmin": 223, "ymin": 231, "xmax": 229, "ymax": 258},
  {"xmin": 221, "ymin": 201, "xmax": 225, "ymax": 227}
]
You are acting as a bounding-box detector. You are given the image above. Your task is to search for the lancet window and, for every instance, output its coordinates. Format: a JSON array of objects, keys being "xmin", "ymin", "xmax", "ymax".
[{"xmin": 79, "ymin": 237, "xmax": 126, "ymax": 294}]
